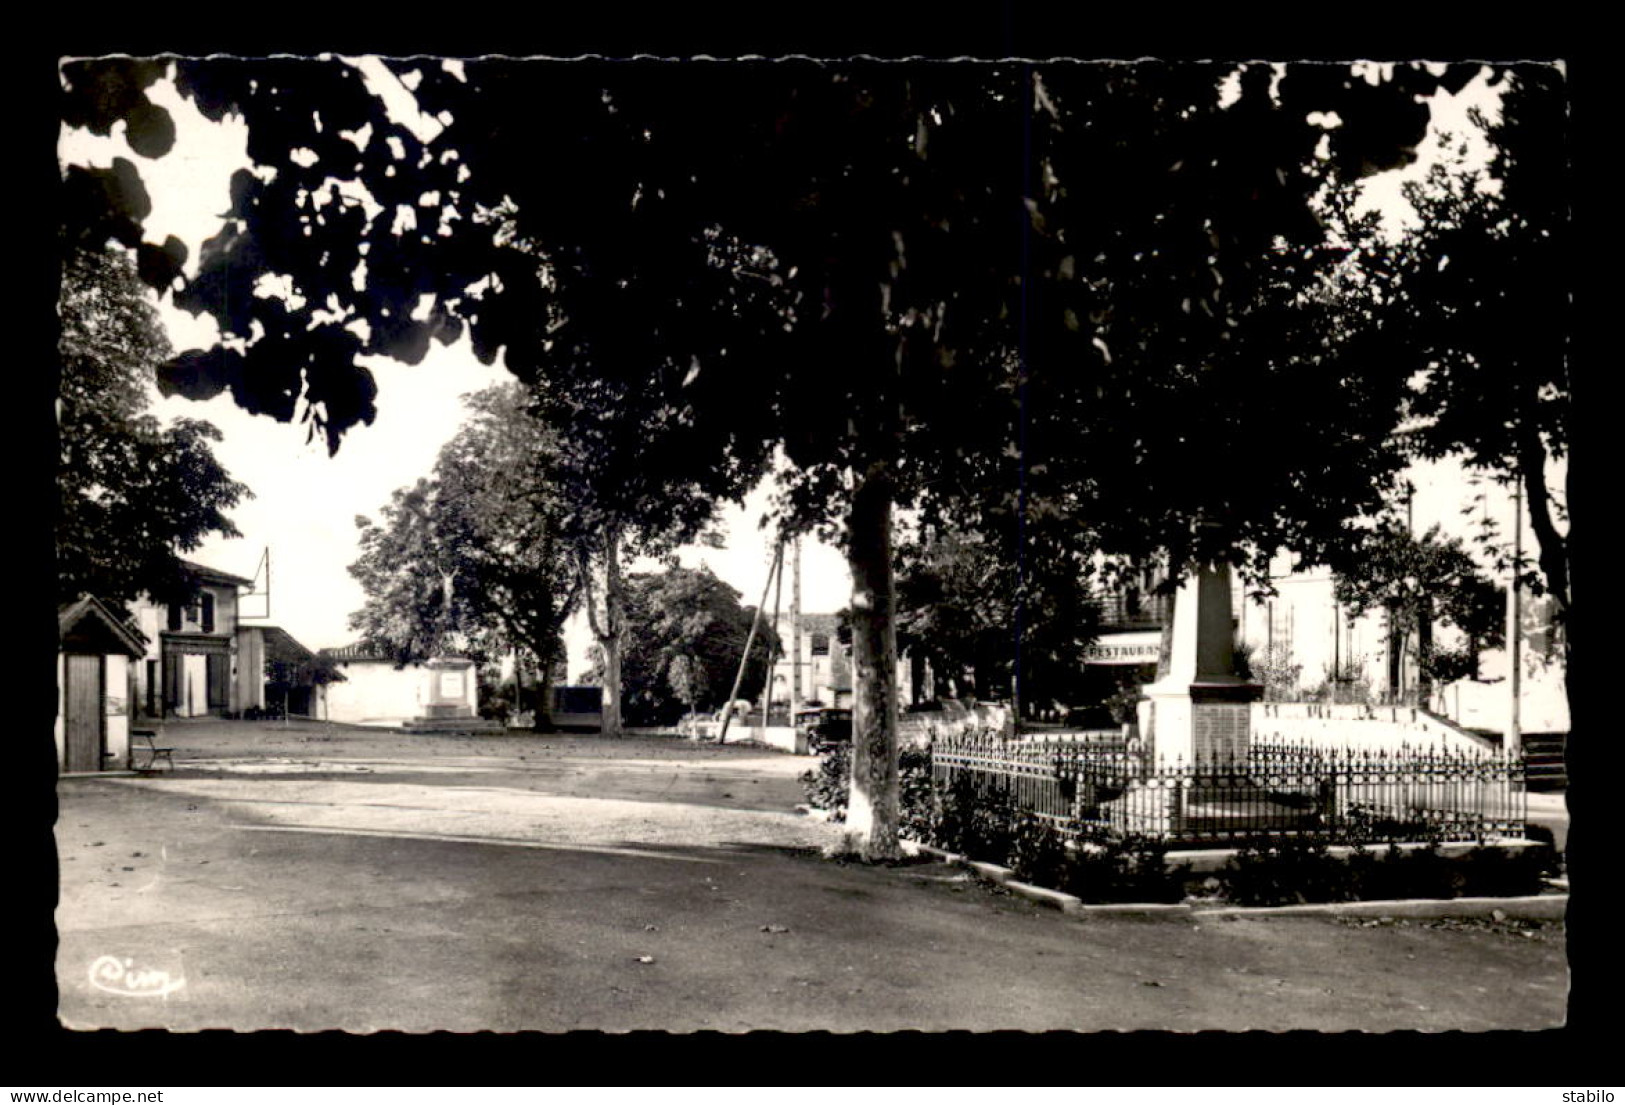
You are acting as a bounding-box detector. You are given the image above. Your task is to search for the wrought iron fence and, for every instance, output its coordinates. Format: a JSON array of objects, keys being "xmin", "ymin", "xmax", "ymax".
[{"xmin": 930, "ymin": 733, "xmax": 1525, "ymax": 846}]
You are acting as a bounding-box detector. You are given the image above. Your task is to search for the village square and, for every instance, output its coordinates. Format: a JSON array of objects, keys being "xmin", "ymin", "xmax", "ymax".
[{"xmin": 38, "ymin": 52, "xmax": 1582, "ymax": 1044}]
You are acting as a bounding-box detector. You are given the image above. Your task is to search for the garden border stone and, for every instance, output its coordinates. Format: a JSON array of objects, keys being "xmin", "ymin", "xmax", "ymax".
[
  {"xmin": 1163, "ymin": 837, "xmax": 1547, "ymax": 874},
  {"xmin": 900, "ymin": 840, "xmax": 1568, "ymax": 921}
]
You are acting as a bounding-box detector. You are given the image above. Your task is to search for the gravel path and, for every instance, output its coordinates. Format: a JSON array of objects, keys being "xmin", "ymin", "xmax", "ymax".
[{"xmin": 50, "ymin": 720, "xmax": 1570, "ymax": 1033}]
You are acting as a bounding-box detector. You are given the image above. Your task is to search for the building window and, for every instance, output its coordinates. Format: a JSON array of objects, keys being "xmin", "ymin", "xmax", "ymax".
[
  {"xmin": 810, "ymin": 632, "xmax": 830, "ymax": 656},
  {"xmin": 201, "ymin": 593, "xmax": 216, "ymax": 633},
  {"xmin": 167, "ymin": 604, "xmax": 182, "ymax": 631}
]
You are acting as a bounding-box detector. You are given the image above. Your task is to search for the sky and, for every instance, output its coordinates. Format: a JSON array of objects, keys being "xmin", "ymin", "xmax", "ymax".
[{"xmin": 57, "ymin": 58, "xmax": 1561, "ymax": 676}]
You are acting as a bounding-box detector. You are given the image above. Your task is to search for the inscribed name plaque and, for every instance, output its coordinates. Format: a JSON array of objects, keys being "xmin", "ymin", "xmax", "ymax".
[
  {"xmin": 439, "ymin": 671, "xmax": 465, "ymax": 699},
  {"xmin": 1192, "ymin": 702, "xmax": 1249, "ymax": 762}
]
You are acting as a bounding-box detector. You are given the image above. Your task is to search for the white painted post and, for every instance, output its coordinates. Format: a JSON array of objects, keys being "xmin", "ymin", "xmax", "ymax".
[{"xmin": 1506, "ymin": 481, "xmax": 1523, "ymax": 762}]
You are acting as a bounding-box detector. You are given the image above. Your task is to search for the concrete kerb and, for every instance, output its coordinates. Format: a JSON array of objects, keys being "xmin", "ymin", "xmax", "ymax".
[{"xmin": 898, "ymin": 840, "xmax": 1568, "ymax": 921}]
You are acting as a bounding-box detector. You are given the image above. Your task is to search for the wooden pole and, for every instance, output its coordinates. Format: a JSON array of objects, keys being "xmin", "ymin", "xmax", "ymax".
[
  {"xmin": 720, "ymin": 540, "xmax": 784, "ymax": 745},
  {"xmin": 791, "ymin": 537, "xmax": 803, "ymax": 714}
]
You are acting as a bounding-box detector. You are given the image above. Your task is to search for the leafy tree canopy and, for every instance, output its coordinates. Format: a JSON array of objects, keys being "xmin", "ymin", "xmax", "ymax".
[
  {"xmin": 59, "ymin": 57, "xmax": 1489, "ymax": 558},
  {"xmin": 348, "ymin": 384, "xmax": 580, "ymax": 696},
  {"xmin": 1378, "ymin": 66, "xmax": 1569, "ymax": 614},
  {"xmin": 584, "ymin": 563, "xmax": 777, "ymax": 725},
  {"xmin": 895, "ymin": 521, "xmax": 1100, "ymax": 706},
  {"xmin": 59, "ymin": 55, "xmax": 1526, "ymax": 857},
  {"xmin": 1331, "ymin": 517, "xmax": 1504, "ymax": 640},
  {"xmin": 57, "ymin": 245, "xmax": 250, "ymax": 610},
  {"xmin": 1330, "ymin": 515, "xmax": 1506, "ymax": 693}
]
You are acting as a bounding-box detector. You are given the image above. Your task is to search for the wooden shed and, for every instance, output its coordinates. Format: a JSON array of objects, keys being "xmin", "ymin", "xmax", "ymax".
[{"xmin": 57, "ymin": 595, "xmax": 148, "ymax": 773}]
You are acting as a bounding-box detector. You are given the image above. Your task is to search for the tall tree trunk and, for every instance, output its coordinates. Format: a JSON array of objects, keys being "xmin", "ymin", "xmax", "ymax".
[
  {"xmin": 531, "ymin": 641, "xmax": 557, "ymax": 732},
  {"xmin": 1386, "ymin": 604, "xmax": 1405, "ymax": 703},
  {"xmin": 845, "ymin": 462, "xmax": 901, "ymax": 861},
  {"xmin": 1518, "ymin": 432, "xmax": 1569, "ymax": 616},
  {"xmin": 600, "ymin": 522, "xmax": 625, "ymax": 738},
  {"xmin": 582, "ymin": 523, "xmax": 627, "ymax": 738},
  {"xmin": 1416, "ymin": 595, "xmax": 1434, "ymax": 707},
  {"xmin": 512, "ymin": 645, "xmax": 524, "ymax": 727}
]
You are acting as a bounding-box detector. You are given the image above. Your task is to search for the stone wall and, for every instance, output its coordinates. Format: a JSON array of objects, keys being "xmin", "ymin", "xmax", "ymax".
[{"xmin": 1251, "ymin": 701, "xmax": 1498, "ymax": 754}]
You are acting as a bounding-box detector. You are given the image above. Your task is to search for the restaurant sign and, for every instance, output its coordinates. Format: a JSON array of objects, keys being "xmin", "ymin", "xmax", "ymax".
[{"xmin": 1084, "ymin": 631, "xmax": 1162, "ymax": 665}]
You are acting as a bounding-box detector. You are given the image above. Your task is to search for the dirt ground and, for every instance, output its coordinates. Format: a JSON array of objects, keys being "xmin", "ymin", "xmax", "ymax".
[{"xmin": 51, "ymin": 718, "xmax": 1569, "ymax": 1033}]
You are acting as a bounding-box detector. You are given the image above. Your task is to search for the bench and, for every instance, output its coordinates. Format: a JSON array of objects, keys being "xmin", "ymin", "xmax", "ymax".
[{"xmin": 130, "ymin": 729, "xmax": 175, "ymax": 773}]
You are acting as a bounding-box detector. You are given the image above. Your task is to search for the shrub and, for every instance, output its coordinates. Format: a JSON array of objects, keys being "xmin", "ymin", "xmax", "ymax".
[
  {"xmin": 1220, "ymin": 838, "xmax": 1556, "ymax": 905},
  {"xmin": 931, "ymin": 769, "xmax": 976, "ymax": 854},
  {"xmin": 1008, "ymin": 814, "xmax": 1069, "ymax": 889},
  {"xmin": 933, "ymin": 772, "xmax": 1018, "ymax": 863},
  {"xmin": 1375, "ymin": 841, "xmax": 1461, "ymax": 900},
  {"xmin": 1219, "ymin": 835, "xmax": 1351, "ymax": 906},
  {"xmin": 799, "ymin": 743, "xmax": 851, "ymax": 820},
  {"xmin": 1063, "ymin": 832, "xmax": 1187, "ymax": 904},
  {"xmin": 1456, "ymin": 843, "xmax": 1553, "ymax": 898},
  {"xmin": 800, "ymin": 744, "xmax": 938, "ymax": 834},
  {"xmin": 1521, "ymin": 825, "xmax": 1564, "ymax": 874},
  {"xmin": 897, "ymin": 746, "xmax": 939, "ymax": 842}
]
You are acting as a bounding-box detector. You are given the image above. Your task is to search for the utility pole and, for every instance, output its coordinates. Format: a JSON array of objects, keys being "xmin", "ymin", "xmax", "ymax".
[
  {"xmin": 761, "ymin": 539, "xmax": 785, "ymax": 733},
  {"xmin": 791, "ymin": 537, "xmax": 802, "ymax": 715},
  {"xmin": 720, "ymin": 540, "xmax": 784, "ymax": 745},
  {"xmin": 1506, "ymin": 480, "xmax": 1523, "ymax": 761}
]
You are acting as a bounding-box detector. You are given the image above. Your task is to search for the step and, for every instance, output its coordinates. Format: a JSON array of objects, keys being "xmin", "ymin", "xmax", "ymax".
[{"xmin": 397, "ymin": 718, "xmax": 508, "ymax": 734}]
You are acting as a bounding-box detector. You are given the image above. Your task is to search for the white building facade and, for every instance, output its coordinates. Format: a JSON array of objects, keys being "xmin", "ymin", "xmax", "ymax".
[{"xmin": 127, "ymin": 560, "xmax": 263, "ymax": 719}]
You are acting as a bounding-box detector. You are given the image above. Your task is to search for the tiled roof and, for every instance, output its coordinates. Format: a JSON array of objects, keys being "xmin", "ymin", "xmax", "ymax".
[
  {"xmin": 318, "ymin": 642, "xmax": 474, "ymax": 666},
  {"xmin": 58, "ymin": 594, "xmax": 148, "ymax": 657},
  {"xmin": 775, "ymin": 611, "xmax": 840, "ymax": 634},
  {"xmin": 260, "ymin": 625, "xmax": 316, "ymax": 664},
  {"xmin": 180, "ymin": 558, "xmax": 256, "ymax": 589},
  {"xmin": 318, "ymin": 641, "xmax": 397, "ymax": 662}
]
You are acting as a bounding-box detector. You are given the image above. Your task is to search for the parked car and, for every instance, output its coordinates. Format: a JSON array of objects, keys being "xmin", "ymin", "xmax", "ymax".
[{"xmin": 796, "ymin": 707, "xmax": 854, "ymax": 753}]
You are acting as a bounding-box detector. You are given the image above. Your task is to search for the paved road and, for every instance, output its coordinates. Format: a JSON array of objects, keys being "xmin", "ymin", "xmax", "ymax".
[{"xmin": 53, "ymin": 720, "xmax": 1568, "ymax": 1033}]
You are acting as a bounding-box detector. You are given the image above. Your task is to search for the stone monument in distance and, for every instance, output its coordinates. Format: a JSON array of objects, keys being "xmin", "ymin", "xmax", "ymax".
[{"xmin": 1136, "ymin": 561, "xmax": 1262, "ymax": 765}]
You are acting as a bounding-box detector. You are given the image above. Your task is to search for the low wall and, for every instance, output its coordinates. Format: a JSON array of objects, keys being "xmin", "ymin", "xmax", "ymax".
[
  {"xmin": 1438, "ymin": 674, "xmax": 1570, "ymax": 734},
  {"xmin": 1250, "ymin": 702, "xmax": 1499, "ymax": 755},
  {"xmin": 679, "ymin": 718, "xmax": 808, "ymax": 753},
  {"xmin": 728, "ymin": 725, "xmax": 808, "ymax": 755},
  {"xmin": 900, "ymin": 701, "xmax": 1016, "ymax": 746}
]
